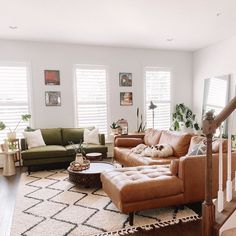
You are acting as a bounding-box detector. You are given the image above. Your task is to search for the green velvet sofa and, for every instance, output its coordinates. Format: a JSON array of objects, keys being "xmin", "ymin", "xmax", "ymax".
[{"xmin": 21, "ymin": 128, "xmax": 107, "ymax": 174}]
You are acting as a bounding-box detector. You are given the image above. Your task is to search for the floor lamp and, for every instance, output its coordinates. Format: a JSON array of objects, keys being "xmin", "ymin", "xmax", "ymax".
[{"xmin": 148, "ymin": 101, "xmax": 157, "ymax": 128}]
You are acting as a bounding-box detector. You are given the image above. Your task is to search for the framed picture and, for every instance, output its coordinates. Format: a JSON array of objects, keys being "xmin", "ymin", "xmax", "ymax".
[
  {"xmin": 119, "ymin": 72, "xmax": 132, "ymax": 87},
  {"xmin": 45, "ymin": 91, "xmax": 61, "ymax": 106},
  {"xmin": 120, "ymin": 92, "xmax": 133, "ymax": 106},
  {"xmin": 44, "ymin": 70, "xmax": 60, "ymax": 85}
]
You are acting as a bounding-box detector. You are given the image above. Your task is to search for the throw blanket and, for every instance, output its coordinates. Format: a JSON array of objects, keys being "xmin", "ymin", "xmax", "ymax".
[{"xmin": 131, "ymin": 144, "xmax": 173, "ymax": 158}]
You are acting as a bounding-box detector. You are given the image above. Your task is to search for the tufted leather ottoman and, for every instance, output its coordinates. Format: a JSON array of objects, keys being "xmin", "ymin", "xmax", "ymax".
[{"xmin": 101, "ymin": 165, "xmax": 184, "ymax": 225}]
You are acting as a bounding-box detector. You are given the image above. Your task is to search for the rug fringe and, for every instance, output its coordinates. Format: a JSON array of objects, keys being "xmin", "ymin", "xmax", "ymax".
[{"xmin": 93, "ymin": 215, "xmax": 200, "ymax": 236}]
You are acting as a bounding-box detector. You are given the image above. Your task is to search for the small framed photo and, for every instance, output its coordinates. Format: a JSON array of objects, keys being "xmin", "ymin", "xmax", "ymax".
[
  {"xmin": 45, "ymin": 91, "xmax": 61, "ymax": 106},
  {"xmin": 44, "ymin": 70, "xmax": 60, "ymax": 85},
  {"xmin": 119, "ymin": 72, "xmax": 132, "ymax": 87},
  {"xmin": 120, "ymin": 92, "xmax": 133, "ymax": 106}
]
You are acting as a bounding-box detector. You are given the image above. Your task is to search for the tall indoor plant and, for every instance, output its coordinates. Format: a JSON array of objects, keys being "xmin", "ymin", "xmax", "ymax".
[{"xmin": 171, "ymin": 103, "xmax": 200, "ymax": 133}]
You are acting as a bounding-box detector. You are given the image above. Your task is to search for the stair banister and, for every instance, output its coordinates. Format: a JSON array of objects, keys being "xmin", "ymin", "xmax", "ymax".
[
  {"xmin": 227, "ymin": 118, "xmax": 233, "ymax": 202},
  {"xmin": 217, "ymin": 125, "xmax": 224, "ymax": 212},
  {"xmin": 202, "ymin": 96, "xmax": 236, "ymax": 236}
]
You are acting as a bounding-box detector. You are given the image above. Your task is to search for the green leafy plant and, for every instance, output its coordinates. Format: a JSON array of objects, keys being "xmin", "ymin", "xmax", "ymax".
[
  {"xmin": 110, "ymin": 122, "xmax": 120, "ymax": 129},
  {"xmin": 137, "ymin": 108, "xmax": 146, "ymax": 132},
  {"xmin": 68, "ymin": 140, "xmax": 86, "ymax": 156},
  {"xmin": 171, "ymin": 104, "xmax": 200, "ymax": 131},
  {"xmin": 0, "ymin": 121, "xmax": 6, "ymax": 131},
  {"xmin": 0, "ymin": 114, "xmax": 31, "ymax": 134}
]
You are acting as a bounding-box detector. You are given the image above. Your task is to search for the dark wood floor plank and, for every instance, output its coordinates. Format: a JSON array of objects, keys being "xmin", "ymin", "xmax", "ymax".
[{"xmin": 0, "ymin": 168, "xmax": 21, "ymax": 236}]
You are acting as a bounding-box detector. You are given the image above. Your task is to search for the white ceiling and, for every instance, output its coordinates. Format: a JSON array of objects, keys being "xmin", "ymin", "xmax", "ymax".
[{"xmin": 0, "ymin": 0, "xmax": 236, "ymax": 51}]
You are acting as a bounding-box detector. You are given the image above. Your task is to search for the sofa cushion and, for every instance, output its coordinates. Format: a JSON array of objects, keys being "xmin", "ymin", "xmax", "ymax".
[
  {"xmin": 188, "ymin": 136, "xmax": 228, "ymax": 154},
  {"xmin": 159, "ymin": 131, "xmax": 192, "ymax": 157},
  {"xmin": 62, "ymin": 128, "xmax": 84, "ymax": 146},
  {"xmin": 144, "ymin": 129, "xmax": 162, "ymax": 146},
  {"xmin": 84, "ymin": 128, "xmax": 100, "ymax": 144},
  {"xmin": 114, "ymin": 147, "xmax": 177, "ymax": 166},
  {"xmin": 41, "ymin": 128, "xmax": 62, "ymax": 145},
  {"xmin": 21, "ymin": 145, "xmax": 67, "ymax": 160},
  {"xmin": 187, "ymin": 141, "xmax": 206, "ymax": 156},
  {"xmin": 65, "ymin": 144, "xmax": 108, "ymax": 155},
  {"xmin": 101, "ymin": 165, "xmax": 183, "ymax": 203}
]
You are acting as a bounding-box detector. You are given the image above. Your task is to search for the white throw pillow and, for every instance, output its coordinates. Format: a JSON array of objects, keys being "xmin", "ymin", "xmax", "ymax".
[
  {"xmin": 83, "ymin": 128, "xmax": 100, "ymax": 144},
  {"xmin": 23, "ymin": 129, "xmax": 46, "ymax": 149}
]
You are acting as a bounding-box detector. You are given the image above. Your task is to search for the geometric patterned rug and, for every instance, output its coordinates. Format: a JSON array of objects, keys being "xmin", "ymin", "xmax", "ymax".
[{"xmin": 11, "ymin": 169, "xmax": 200, "ymax": 236}]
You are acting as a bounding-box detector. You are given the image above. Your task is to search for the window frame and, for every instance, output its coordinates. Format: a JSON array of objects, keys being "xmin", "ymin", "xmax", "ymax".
[
  {"xmin": 0, "ymin": 61, "xmax": 33, "ymax": 140},
  {"xmin": 73, "ymin": 64, "xmax": 110, "ymax": 135},
  {"xmin": 143, "ymin": 67, "xmax": 173, "ymax": 130}
]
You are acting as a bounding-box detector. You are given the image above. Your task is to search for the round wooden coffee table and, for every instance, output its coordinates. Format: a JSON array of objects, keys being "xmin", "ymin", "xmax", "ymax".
[{"xmin": 67, "ymin": 161, "xmax": 115, "ymax": 187}]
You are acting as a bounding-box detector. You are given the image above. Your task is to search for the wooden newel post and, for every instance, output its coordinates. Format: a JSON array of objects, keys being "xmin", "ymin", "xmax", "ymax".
[{"xmin": 202, "ymin": 111, "xmax": 216, "ymax": 236}]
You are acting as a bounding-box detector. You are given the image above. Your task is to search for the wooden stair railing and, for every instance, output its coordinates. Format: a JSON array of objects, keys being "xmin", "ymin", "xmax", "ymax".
[{"xmin": 202, "ymin": 96, "xmax": 236, "ymax": 236}]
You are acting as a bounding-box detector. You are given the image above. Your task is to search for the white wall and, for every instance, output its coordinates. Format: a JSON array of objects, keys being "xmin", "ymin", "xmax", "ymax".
[
  {"xmin": 193, "ymin": 36, "xmax": 236, "ymax": 122},
  {"xmin": 0, "ymin": 39, "xmax": 193, "ymax": 132}
]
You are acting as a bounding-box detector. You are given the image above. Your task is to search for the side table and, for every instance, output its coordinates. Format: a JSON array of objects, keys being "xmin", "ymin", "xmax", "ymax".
[{"xmin": 0, "ymin": 150, "xmax": 18, "ymax": 176}]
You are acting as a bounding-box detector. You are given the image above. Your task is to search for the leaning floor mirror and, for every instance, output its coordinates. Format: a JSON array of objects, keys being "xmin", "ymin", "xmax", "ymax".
[{"xmin": 202, "ymin": 74, "xmax": 230, "ymax": 136}]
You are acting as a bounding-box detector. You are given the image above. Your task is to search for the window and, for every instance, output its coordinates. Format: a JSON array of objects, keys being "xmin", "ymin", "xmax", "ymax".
[
  {"xmin": 0, "ymin": 63, "xmax": 30, "ymax": 142},
  {"xmin": 145, "ymin": 68, "xmax": 171, "ymax": 130},
  {"xmin": 202, "ymin": 76, "xmax": 229, "ymax": 116},
  {"xmin": 202, "ymin": 76, "xmax": 230, "ymax": 136},
  {"xmin": 75, "ymin": 65, "xmax": 108, "ymax": 135}
]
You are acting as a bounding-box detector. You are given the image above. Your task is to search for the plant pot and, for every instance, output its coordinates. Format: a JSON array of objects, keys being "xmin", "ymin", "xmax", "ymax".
[
  {"xmin": 111, "ymin": 128, "xmax": 118, "ymax": 135},
  {"xmin": 75, "ymin": 153, "xmax": 84, "ymax": 165},
  {"xmin": 7, "ymin": 132, "xmax": 16, "ymax": 140}
]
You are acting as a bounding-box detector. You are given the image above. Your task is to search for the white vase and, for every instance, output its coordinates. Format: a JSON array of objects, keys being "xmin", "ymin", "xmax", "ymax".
[
  {"xmin": 179, "ymin": 123, "xmax": 193, "ymax": 134},
  {"xmin": 7, "ymin": 132, "xmax": 16, "ymax": 140},
  {"xmin": 75, "ymin": 153, "xmax": 84, "ymax": 165}
]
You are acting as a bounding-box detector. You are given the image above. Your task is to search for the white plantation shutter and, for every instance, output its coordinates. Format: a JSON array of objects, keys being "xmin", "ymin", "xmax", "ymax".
[
  {"xmin": 204, "ymin": 77, "xmax": 228, "ymax": 115},
  {"xmin": 0, "ymin": 64, "xmax": 30, "ymax": 142},
  {"xmin": 75, "ymin": 65, "xmax": 108, "ymax": 135},
  {"xmin": 145, "ymin": 68, "xmax": 171, "ymax": 130}
]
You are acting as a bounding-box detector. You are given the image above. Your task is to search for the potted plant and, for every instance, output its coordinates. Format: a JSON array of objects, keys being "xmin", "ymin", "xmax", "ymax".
[
  {"xmin": 110, "ymin": 122, "xmax": 120, "ymax": 134},
  {"xmin": 0, "ymin": 114, "xmax": 31, "ymax": 140},
  {"xmin": 171, "ymin": 103, "xmax": 200, "ymax": 133},
  {"xmin": 68, "ymin": 140, "xmax": 86, "ymax": 164}
]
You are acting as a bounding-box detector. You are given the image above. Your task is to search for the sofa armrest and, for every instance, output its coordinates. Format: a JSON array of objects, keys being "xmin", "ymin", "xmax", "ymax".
[
  {"xmin": 178, "ymin": 152, "xmax": 236, "ymax": 203},
  {"xmin": 115, "ymin": 137, "xmax": 144, "ymax": 148},
  {"xmin": 114, "ymin": 133, "xmax": 145, "ymax": 141},
  {"xmin": 20, "ymin": 138, "xmax": 28, "ymax": 151}
]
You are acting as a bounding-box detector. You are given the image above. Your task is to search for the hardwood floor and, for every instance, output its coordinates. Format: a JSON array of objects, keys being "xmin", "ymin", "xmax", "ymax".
[
  {"xmin": 0, "ymin": 168, "xmax": 22, "ymax": 236},
  {"xmin": 0, "ymin": 167, "xmax": 202, "ymax": 236}
]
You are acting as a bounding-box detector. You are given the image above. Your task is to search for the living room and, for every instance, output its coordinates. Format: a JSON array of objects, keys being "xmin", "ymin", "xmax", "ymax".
[{"xmin": 0, "ymin": 1, "xmax": 236, "ymax": 236}]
